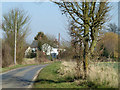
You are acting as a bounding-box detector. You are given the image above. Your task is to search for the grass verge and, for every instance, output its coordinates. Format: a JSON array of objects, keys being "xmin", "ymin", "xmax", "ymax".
[
  {"xmin": 0, "ymin": 61, "xmax": 53, "ymax": 73},
  {"xmin": 58, "ymin": 61, "xmax": 118, "ymax": 88},
  {"xmin": 0, "ymin": 64, "xmax": 38, "ymax": 73},
  {"xmin": 33, "ymin": 61, "xmax": 119, "ymax": 88},
  {"xmin": 33, "ymin": 61, "xmax": 87, "ymax": 88}
]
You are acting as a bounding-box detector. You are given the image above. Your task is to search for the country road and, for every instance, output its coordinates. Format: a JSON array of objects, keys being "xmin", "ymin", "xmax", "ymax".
[{"xmin": 0, "ymin": 64, "xmax": 48, "ymax": 88}]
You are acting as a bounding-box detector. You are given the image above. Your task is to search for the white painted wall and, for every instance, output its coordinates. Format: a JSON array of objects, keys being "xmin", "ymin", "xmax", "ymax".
[
  {"xmin": 42, "ymin": 43, "xmax": 59, "ymax": 55},
  {"xmin": 51, "ymin": 48, "xmax": 58, "ymax": 55}
]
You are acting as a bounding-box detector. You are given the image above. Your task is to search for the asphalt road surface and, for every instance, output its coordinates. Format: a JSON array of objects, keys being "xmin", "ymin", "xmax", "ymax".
[{"xmin": 0, "ymin": 64, "xmax": 48, "ymax": 88}]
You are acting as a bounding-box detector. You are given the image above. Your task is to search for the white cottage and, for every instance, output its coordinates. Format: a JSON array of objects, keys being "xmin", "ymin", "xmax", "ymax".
[{"xmin": 42, "ymin": 43, "xmax": 59, "ymax": 56}]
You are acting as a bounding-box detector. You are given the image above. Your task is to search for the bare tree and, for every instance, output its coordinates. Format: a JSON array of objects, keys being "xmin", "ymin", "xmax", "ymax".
[
  {"xmin": 2, "ymin": 8, "xmax": 30, "ymax": 64},
  {"xmin": 54, "ymin": 1, "xmax": 110, "ymax": 79}
]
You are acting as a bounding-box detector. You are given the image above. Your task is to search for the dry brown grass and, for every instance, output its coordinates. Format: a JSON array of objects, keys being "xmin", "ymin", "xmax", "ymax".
[
  {"xmin": 22, "ymin": 57, "xmax": 52, "ymax": 65},
  {"xmin": 58, "ymin": 61, "xmax": 118, "ymax": 88},
  {"xmin": 88, "ymin": 63, "xmax": 118, "ymax": 88},
  {"xmin": 22, "ymin": 58, "xmax": 38, "ymax": 65},
  {"xmin": 58, "ymin": 61, "xmax": 76, "ymax": 77},
  {"xmin": 58, "ymin": 60, "xmax": 84, "ymax": 79}
]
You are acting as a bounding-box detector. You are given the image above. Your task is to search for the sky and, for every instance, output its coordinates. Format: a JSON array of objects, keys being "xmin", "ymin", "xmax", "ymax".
[
  {"xmin": 0, "ymin": 1, "xmax": 118, "ymax": 44},
  {"xmin": 1, "ymin": 2, "xmax": 69, "ymax": 44}
]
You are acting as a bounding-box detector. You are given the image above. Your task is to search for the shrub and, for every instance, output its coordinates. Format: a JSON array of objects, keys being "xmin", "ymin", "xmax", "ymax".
[
  {"xmin": 36, "ymin": 51, "xmax": 49, "ymax": 63},
  {"xmin": 58, "ymin": 61, "xmax": 118, "ymax": 88},
  {"xmin": 26, "ymin": 51, "xmax": 36, "ymax": 58},
  {"xmin": 2, "ymin": 8, "xmax": 30, "ymax": 65},
  {"xmin": 58, "ymin": 61, "xmax": 84, "ymax": 80},
  {"xmin": 2, "ymin": 42, "xmax": 13, "ymax": 67}
]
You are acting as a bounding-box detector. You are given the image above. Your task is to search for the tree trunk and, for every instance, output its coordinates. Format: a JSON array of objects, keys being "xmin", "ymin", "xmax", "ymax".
[
  {"xmin": 83, "ymin": 41, "xmax": 89, "ymax": 79},
  {"xmin": 76, "ymin": 58, "xmax": 81, "ymax": 79},
  {"xmin": 82, "ymin": 2, "xmax": 90, "ymax": 79}
]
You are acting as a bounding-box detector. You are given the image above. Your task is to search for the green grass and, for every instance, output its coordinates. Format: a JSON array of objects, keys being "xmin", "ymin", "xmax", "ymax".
[
  {"xmin": 33, "ymin": 61, "xmax": 87, "ymax": 88},
  {"xmin": 33, "ymin": 61, "xmax": 119, "ymax": 88}
]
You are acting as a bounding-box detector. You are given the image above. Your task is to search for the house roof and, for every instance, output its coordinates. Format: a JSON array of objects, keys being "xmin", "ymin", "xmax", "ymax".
[{"xmin": 30, "ymin": 40, "xmax": 38, "ymax": 48}]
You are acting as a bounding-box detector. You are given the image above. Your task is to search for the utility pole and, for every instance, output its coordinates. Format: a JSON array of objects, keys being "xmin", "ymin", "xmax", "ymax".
[
  {"xmin": 58, "ymin": 33, "xmax": 60, "ymax": 60},
  {"xmin": 14, "ymin": 18, "xmax": 17, "ymax": 65}
]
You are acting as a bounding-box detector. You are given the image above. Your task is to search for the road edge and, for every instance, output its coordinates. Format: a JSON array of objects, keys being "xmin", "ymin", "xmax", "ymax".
[
  {"xmin": 0, "ymin": 66, "xmax": 29, "ymax": 75},
  {"xmin": 28, "ymin": 68, "xmax": 43, "ymax": 88}
]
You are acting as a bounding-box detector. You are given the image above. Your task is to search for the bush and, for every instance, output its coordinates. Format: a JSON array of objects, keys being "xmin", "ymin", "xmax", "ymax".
[
  {"xmin": 2, "ymin": 8, "xmax": 30, "ymax": 65},
  {"xmin": 58, "ymin": 61, "xmax": 84, "ymax": 80},
  {"xmin": 60, "ymin": 47, "xmax": 75, "ymax": 61},
  {"xmin": 36, "ymin": 51, "xmax": 49, "ymax": 63},
  {"xmin": 2, "ymin": 42, "xmax": 13, "ymax": 67},
  {"xmin": 26, "ymin": 51, "xmax": 36, "ymax": 58},
  {"xmin": 96, "ymin": 32, "xmax": 119, "ymax": 59},
  {"xmin": 16, "ymin": 44, "xmax": 27, "ymax": 64},
  {"xmin": 58, "ymin": 61, "xmax": 118, "ymax": 88}
]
